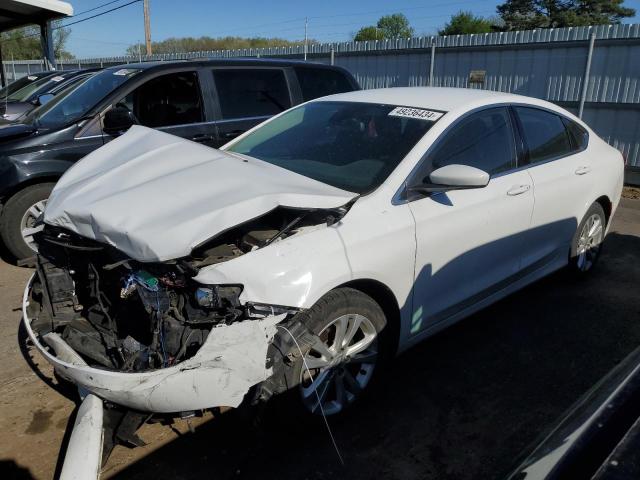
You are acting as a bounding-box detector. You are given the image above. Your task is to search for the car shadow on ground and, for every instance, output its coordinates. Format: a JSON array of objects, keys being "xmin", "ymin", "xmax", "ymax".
[{"xmin": 100, "ymin": 231, "xmax": 640, "ymax": 480}]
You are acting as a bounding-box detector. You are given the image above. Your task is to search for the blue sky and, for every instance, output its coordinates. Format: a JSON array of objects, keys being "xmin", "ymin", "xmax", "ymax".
[{"xmin": 65, "ymin": 0, "xmax": 640, "ymax": 58}]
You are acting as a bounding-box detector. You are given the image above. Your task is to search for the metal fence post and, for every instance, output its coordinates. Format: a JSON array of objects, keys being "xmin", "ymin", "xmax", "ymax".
[
  {"xmin": 11, "ymin": 54, "xmax": 16, "ymax": 82},
  {"xmin": 578, "ymin": 33, "xmax": 596, "ymax": 119},
  {"xmin": 330, "ymin": 48, "xmax": 335, "ymax": 66},
  {"xmin": 429, "ymin": 42, "xmax": 436, "ymax": 86}
]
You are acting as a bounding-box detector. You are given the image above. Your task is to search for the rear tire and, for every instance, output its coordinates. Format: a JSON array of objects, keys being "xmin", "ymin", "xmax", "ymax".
[
  {"xmin": 0, "ymin": 183, "xmax": 54, "ymax": 261},
  {"xmin": 568, "ymin": 202, "xmax": 606, "ymax": 276}
]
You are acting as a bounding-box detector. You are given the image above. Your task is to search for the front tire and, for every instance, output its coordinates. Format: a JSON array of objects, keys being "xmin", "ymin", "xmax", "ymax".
[
  {"xmin": 569, "ymin": 202, "xmax": 606, "ymax": 275},
  {"xmin": 0, "ymin": 183, "xmax": 54, "ymax": 261},
  {"xmin": 292, "ymin": 288, "xmax": 388, "ymax": 416}
]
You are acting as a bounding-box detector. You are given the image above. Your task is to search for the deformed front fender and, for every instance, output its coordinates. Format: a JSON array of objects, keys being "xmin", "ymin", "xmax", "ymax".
[{"xmin": 194, "ymin": 223, "xmax": 354, "ymax": 309}]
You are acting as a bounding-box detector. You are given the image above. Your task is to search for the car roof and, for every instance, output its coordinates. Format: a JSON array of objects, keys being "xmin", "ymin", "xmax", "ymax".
[
  {"xmin": 106, "ymin": 58, "xmax": 347, "ymax": 71},
  {"xmin": 319, "ymin": 87, "xmax": 531, "ymax": 112}
]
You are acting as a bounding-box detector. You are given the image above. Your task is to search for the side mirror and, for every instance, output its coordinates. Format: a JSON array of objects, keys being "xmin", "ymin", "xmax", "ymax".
[
  {"xmin": 36, "ymin": 93, "xmax": 54, "ymax": 106},
  {"xmin": 409, "ymin": 164, "xmax": 490, "ymax": 194},
  {"xmin": 103, "ymin": 106, "xmax": 136, "ymax": 136}
]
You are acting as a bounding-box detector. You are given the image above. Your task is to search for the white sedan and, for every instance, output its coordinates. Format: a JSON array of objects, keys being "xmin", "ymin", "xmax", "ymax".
[{"xmin": 23, "ymin": 87, "xmax": 623, "ymax": 476}]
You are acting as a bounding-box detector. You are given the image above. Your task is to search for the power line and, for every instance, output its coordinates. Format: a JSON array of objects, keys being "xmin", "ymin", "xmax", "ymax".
[
  {"xmin": 1, "ymin": 0, "xmax": 142, "ymax": 43},
  {"xmin": 60, "ymin": 0, "xmax": 143, "ymax": 28},
  {"xmin": 73, "ymin": 0, "xmax": 131, "ymax": 17}
]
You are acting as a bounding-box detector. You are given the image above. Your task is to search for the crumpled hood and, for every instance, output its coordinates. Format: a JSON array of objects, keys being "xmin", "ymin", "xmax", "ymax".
[{"xmin": 44, "ymin": 126, "xmax": 356, "ymax": 261}]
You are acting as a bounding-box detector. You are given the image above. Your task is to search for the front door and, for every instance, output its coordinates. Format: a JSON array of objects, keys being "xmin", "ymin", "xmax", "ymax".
[
  {"xmin": 407, "ymin": 107, "xmax": 534, "ymax": 335},
  {"xmin": 104, "ymin": 70, "xmax": 217, "ymax": 147}
]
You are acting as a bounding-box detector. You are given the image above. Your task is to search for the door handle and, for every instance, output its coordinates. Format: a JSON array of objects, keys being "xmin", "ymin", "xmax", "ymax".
[
  {"xmin": 191, "ymin": 134, "xmax": 214, "ymax": 143},
  {"xmin": 575, "ymin": 166, "xmax": 592, "ymax": 175},
  {"xmin": 507, "ymin": 184, "xmax": 531, "ymax": 196}
]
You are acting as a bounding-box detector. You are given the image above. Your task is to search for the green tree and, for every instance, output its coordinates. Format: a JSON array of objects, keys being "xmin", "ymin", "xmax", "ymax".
[
  {"xmin": 354, "ymin": 13, "xmax": 414, "ymax": 41},
  {"xmin": 439, "ymin": 11, "xmax": 496, "ymax": 35},
  {"xmin": 497, "ymin": 0, "xmax": 635, "ymax": 30},
  {"xmin": 126, "ymin": 36, "xmax": 310, "ymax": 55},
  {"xmin": 0, "ymin": 22, "xmax": 73, "ymax": 60},
  {"xmin": 352, "ymin": 26, "xmax": 381, "ymax": 41}
]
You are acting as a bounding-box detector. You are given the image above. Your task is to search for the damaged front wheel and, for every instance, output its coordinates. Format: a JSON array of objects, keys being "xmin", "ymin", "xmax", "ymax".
[{"xmin": 295, "ymin": 288, "xmax": 387, "ymax": 416}]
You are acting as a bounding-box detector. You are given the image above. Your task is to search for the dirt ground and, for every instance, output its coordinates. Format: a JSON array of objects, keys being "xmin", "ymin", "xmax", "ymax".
[{"xmin": 1, "ymin": 197, "xmax": 640, "ymax": 480}]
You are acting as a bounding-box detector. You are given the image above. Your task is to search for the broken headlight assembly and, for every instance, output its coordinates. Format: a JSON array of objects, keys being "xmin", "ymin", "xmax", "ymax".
[{"xmin": 194, "ymin": 284, "xmax": 243, "ymax": 309}]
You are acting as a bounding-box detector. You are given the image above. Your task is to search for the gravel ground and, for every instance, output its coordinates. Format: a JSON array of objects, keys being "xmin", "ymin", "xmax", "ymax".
[{"xmin": 1, "ymin": 198, "xmax": 639, "ymax": 480}]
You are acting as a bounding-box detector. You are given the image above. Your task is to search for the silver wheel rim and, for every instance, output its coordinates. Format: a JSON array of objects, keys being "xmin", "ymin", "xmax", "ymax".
[
  {"xmin": 299, "ymin": 313, "xmax": 378, "ymax": 415},
  {"xmin": 576, "ymin": 213, "xmax": 603, "ymax": 272},
  {"xmin": 20, "ymin": 200, "xmax": 46, "ymax": 252}
]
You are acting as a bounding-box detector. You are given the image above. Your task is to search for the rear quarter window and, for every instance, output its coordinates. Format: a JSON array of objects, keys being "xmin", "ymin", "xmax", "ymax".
[
  {"xmin": 294, "ymin": 67, "xmax": 355, "ymax": 102},
  {"xmin": 564, "ymin": 118, "xmax": 589, "ymax": 151}
]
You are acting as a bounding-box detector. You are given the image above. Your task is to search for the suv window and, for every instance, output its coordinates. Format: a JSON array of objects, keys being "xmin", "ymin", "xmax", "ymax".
[
  {"xmin": 427, "ymin": 107, "xmax": 516, "ymax": 177},
  {"xmin": 564, "ymin": 118, "xmax": 589, "ymax": 151},
  {"xmin": 515, "ymin": 107, "xmax": 572, "ymax": 163},
  {"xmin": 294, "ymin": 67, "xmax": 354, "ymax": 102},
  {"xmin": 120, "ymin": 71, "xmax": 204, "ymax": 128},
  {"xmin": 213, "ymin": 68, "xmax": 291, "ymax": 119}
]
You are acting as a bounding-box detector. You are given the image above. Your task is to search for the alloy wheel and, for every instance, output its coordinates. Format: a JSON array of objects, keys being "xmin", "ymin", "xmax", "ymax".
[
  {"xmin": 20, "ymin": 200, "xmax": 46, "ymax": 253},
  {"xmin": 299, "ymin": 313, "xmax": 378, "ymax": 415},
  {"xmin": 576, "ymin": 213, "xmax": 604, "ymax": 272}
]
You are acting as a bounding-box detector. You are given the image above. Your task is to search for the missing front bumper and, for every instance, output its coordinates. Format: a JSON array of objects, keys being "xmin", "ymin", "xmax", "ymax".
[{"xmin": 23, "ymin": 273, "xmax": 286, "ymax": 412}]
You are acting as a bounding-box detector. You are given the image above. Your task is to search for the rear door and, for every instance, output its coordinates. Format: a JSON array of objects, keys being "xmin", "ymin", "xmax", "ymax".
[
  {"xmin": 210, "ymin": 67, "xmax": 293, "ymax": 147},
  {"xmin": 513, "ymin": 106, "xmax": 592, "ymax": 270},
  {"xmin": 104, "ymin": 69, "xmax": 217, "ymax": 146}
]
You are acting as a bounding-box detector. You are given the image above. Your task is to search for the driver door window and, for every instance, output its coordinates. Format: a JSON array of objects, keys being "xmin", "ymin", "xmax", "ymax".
[
  {"xmin": 107, "ymin": 70, "xmax": 216, "ymax": 145},
  {"xmin": 119, "ymin": 71, "xmax": 204, "ymax": 128},
  {"xmin": 429, "ymin": 107, "xmax": 516, "ymax": 176}
]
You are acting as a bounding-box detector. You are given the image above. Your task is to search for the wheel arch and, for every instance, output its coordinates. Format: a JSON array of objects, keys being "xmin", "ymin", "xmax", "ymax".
[
  {"xmin": 0, "ymin": 175, "xmax": 60, "ymax": 207},
  {"xmin": 594, "ymin": 195, "xmax": 612, "ymax": 226},
  {"xmin": 336, "ymin": 278, "xmax": 402, "ymax": 355}
]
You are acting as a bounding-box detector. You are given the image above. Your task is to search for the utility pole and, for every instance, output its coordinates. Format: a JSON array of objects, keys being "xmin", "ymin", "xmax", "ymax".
[
  {"xmin": 304, "ymin": 17, "xmax": 308, "ymax": 61},
  {"xmin": 144, "ymin": 0, "xmax": 152, "ymax": 56}
]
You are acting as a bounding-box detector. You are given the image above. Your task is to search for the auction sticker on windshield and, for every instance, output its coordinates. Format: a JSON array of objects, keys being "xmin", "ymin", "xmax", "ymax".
[
  {"xmin": 113, "ymin": 68, "xmax": 140, "ymax": 76},
  {"xmin": 389, "ymin": 106, "xmax": 444, "ymax": 121}
]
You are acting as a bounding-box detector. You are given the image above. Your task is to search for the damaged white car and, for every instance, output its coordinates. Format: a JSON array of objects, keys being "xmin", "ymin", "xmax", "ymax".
[{"xmin": 23, "ymin": 87, "xmax": 623, "ymax": 478}]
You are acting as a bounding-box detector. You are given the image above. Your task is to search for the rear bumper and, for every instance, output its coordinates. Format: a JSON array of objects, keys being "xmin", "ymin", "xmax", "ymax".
[{"xmin": 23, "ymin": 273, "xmax": 284, "ymax": 413}]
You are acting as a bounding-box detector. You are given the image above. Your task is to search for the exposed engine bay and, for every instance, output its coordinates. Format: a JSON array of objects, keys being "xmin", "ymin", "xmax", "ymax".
[{"xmin": 27, "ymin": 205, "xmax": 346, "ymax": 373}]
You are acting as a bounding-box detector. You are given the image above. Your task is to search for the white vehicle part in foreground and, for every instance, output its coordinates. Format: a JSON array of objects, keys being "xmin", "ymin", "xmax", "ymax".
[
  {"xmin": 43, "ymin": 126, "xmax": 356, "ymax": 262},
  {"xmin": 23, "ymin": 274, "xmax": 287, "ymax": 412},
  {"xmin": 59, "ymin": 394, "xmax": 104, "ymax": 480}
]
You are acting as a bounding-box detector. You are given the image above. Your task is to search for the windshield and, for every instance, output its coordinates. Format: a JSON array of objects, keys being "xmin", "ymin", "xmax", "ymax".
[
  {"xmin": 0, "ymin": 74, "xmax": 48, "ymax": 99},
  {"xmin": 26, "ymin": 68, "xmax": 142, "ymax": 129},
  {"xmin": 6, "ymin": 74, "xmax": 60, "ymax": 101},
  {"xmin": 227, "ymin": 101, "xmax": 440, "ymax": 194}
]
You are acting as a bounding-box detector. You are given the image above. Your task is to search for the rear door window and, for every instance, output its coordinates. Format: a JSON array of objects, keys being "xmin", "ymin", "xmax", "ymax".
[
  {"xmin": 213, "ymin": 68, "xmax": 291, "ymax": 119},
  {"xmin": 120, "ymin": 71, "xmax": 204, "ymax": 128},
  {"xmin": 514, "ymin": 107, "xmax": 573, "ymax": 163},
  {"xmin": 294, "ymin": 67, "xmax": 354, "ymax": 101}
]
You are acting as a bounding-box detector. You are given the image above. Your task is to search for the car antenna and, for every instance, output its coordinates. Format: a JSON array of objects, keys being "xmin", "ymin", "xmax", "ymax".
[{"xmin": 276, "ymin": 324, "xmax": 345, "ymax": 466}]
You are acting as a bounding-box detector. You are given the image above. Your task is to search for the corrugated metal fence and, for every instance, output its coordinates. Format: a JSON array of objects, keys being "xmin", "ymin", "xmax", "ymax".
[{"xmin": 3, "ymin": 23, "xmax": 640, "ymax": 168}]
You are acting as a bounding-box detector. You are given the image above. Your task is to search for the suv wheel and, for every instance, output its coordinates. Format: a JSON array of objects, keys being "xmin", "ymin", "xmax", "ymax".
[{"xmin": 0, "ymin": 183, "xmax": 54, "ymax": 261}]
